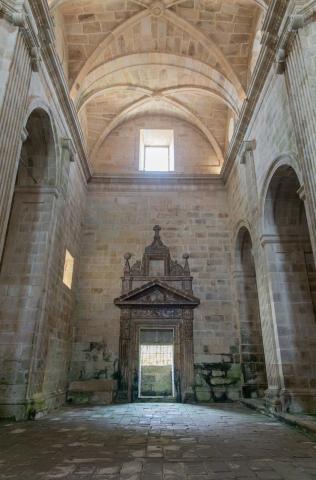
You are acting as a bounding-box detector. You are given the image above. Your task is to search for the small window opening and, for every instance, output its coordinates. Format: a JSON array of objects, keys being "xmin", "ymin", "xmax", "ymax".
[
  {"xmin": 139, "ymin": 129, "xmax": 174, "ymax": 172},
  {"xmin": 63, "ymin": 249, "xmax": 74, "ymax": 289}
]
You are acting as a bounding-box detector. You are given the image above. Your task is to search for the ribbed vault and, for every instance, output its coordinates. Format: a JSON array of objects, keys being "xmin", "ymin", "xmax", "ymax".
[{"xmin": 51, "ymin": 0, "xmax": 269, "ymax": 172}]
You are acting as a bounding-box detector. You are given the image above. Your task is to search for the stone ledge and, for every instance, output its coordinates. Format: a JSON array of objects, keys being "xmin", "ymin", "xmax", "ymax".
[
  {"xmin": 68, "ymin": 379, "xmax": 115, "ymax": 393},
  {"xmin": 89, "ymin": 173, "xmax": 223, "ymax": 186},
  {"xmin": 241, "ymin": 398, "xmax": 316, "ymax": 436},
  {"xmin": 67, "ymin": 380, "xmax": 116, "ymax": 405}
]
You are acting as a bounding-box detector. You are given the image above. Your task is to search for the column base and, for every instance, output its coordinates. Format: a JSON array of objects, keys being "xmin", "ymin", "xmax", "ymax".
[
  {"xmin": 265, "ymin": 387, "xmax": 316, "ymax": 414},
  {"xmin": 183, "ymin": 391, "xmax": 195, "ymax": 403}
]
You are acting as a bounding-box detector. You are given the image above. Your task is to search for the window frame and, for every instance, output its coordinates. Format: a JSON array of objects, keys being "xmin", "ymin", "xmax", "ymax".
[{"xmin": 139, "ymin": 129, "xmax": 174, "ymax": 172}]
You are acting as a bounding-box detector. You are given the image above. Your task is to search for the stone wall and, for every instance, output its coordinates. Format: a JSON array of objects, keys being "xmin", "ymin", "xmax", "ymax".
[
  {"xmin": 0, "ymin": 5, "xmax": 88, "ymax": 419},
  {"xmin": 226, "ymin": 38, "xmax": 316, "ymax": 413},
  {"xmin": 92, "ymin": 115, "xmax": 221, "ymax": 175},
  {"xmin": 70, "ymin": 182, "xmax": 241, "ymax": 402}
]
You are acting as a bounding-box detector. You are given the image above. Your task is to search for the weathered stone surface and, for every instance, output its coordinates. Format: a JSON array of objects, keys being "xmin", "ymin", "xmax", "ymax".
[
  {"xmin": 0, "ymin": 403, "xmax": 315, "ymax": 479},
  {"xmin": 1, "ymin": 0, "xmax": 316, "ymax": 423}
]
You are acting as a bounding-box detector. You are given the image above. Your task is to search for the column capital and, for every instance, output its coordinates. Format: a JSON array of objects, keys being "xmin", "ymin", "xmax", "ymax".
[{"xmin": 0, "ymin": 3, "xmax": 26, "ymax": 27}]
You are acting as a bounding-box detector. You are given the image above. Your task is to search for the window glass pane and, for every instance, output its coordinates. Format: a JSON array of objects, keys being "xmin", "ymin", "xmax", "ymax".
[
  {"xmin": 144, "ymin": 146, "xmax": 169, "ymax": 171},
  {"xmin": 63, "ymin": 250, "xmax": 74, "ymax": 289}
]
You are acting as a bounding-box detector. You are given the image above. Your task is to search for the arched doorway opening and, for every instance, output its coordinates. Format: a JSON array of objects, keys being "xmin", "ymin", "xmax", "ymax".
[
  {"xmin": 263, "ymin": 164, "xmax": 316, "ymax": 412},
  {"xmin": 235, "ymin": 227, "xmax": 267, "ymax": 399},
  {"xmin": 0, "ymin": 108, "xmax": 56, "ymax": 419}
]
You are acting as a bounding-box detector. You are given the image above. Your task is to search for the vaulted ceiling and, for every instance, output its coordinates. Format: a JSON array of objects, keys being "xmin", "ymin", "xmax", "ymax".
[{"xmin": 50, "ymin": 0, "xmax": 269, "ymax": 173}]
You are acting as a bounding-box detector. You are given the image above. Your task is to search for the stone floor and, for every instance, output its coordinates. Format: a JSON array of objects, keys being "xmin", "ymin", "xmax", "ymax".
[{"xmin": 1, "ymin": 403, "xmax": 316, "ymax": 480}]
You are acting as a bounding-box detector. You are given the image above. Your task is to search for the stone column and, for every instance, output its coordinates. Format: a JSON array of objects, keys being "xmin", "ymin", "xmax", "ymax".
[
  {"xmin": 238, "ymin": 141, "xmax": 284, "ymax": 409},
  {"xmin": 0, "ymin": 18, "xmax": 32, "ymax": 261},
  {"xmin": 261, "ymin": 234, "xmax": 316, "ymax": 413}
]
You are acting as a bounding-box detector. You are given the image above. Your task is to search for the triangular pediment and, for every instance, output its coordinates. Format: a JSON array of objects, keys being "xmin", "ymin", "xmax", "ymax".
[{"xmin": 114, "ymin": 280, "xmax": 199, "ymax": 308}]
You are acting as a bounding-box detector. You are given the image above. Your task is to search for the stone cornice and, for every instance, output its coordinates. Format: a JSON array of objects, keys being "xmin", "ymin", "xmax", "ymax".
[
  {"xmin": 260, "ymin": 233, "xmax": 311, "ymax": 246},
  {"xmin": 89, "ymin": 173, "xmax": 223, "ymax": 187},
  {"xmin": 221, "ymin": 0, "xmax": 290, "ymax": 183}
]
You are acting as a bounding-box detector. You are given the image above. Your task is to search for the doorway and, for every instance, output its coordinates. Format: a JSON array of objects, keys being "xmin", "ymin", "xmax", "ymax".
[{"xmin": 138, "ymin": 328, "xmax": 175, "ymax": 399}]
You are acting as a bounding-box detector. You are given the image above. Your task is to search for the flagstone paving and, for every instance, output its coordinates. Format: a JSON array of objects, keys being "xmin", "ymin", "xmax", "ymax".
[{"xmin": 0, "ymin": 403, "xmax": 316, "ymax": 479}]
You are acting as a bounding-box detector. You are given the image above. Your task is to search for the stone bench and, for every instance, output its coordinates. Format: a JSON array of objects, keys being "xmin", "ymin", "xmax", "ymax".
[{"xmin": 67, "ymin": 379, "xmax": 116, "ymax": 405}]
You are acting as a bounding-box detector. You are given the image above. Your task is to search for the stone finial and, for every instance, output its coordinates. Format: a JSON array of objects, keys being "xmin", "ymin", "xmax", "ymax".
[
  {"xmin": 153, "ymin": 225, "xmax": 161, "ymax": 240},
  {"xmin": 183, "ymin": 253, "xmax": 190, "ymax": 275},
  {"xmin": 123, "ymin": 253, "xmax": 132, "ymax": 275}
]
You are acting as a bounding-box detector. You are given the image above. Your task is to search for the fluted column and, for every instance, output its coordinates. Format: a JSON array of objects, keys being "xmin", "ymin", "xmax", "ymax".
[
  {"xmin": 0, "ymin": 26, "xmax": 32, "ymax": 260},
  {"xmin": 284, "ymin": 17, "xmax": 316, "ymax": 257}
]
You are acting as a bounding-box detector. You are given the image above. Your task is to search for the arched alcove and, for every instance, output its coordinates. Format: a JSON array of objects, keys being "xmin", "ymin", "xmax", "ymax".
[
  {"xmin": 235, "ymin": 226, "xmax": 267, "ymax": 399},
  {"xmin": 17, "ymin": 108, "xmax": 56, "ymax": 186},
  {"xmin": 263, "ymin": 165, "xmax": 316, "ymax": 412}
]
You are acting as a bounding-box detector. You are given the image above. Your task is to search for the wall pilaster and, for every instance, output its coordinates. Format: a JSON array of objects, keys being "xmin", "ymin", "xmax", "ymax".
[{"xmin": 0, "ymin": 17, "xmax": 32, "ymax": 261}]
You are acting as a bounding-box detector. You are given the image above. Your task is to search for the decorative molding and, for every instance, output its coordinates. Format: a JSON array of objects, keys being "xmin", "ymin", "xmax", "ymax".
[
  {"xmin": 14, "ymin": 185, "xmax": 60, "ymax": 198},
  {"xmin": 89, "ymin": 173, "xmax": 223, "ymax": 187},
  {"xmin": 0, "ymin": 2, "xmax": 25, "ymax": 26},
  {"xmin": 274, "ymin": 3, "xmax": 316, "ymax": 75},
  {"xmin": 260, "ymin": 233, "xmax": 311, "ymax": 247},
  {"xmin": 149, "ymin": 1, "xmax": 165, "ymax": 17}
]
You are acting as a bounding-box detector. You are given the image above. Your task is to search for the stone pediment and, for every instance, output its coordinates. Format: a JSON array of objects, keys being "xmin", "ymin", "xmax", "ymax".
[{"xmin": 114, "ymin": 280, "xmax": 200, "ymax": 308}]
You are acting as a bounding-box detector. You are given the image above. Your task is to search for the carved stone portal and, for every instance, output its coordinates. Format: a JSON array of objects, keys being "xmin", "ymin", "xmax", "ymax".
[{"xmin": 114, "ymin": 226, "xmax": 200, "ymax": 403}]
